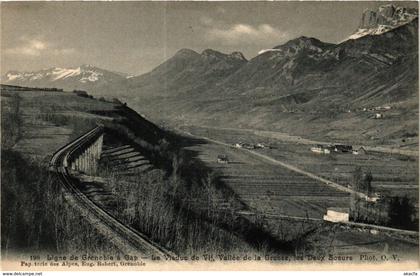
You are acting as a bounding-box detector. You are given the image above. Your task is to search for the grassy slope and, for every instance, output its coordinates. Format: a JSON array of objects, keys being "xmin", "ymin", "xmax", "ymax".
[
  {"xmin": 1, "ymin": 88, "xmax": 116, "ymax": 161},
  {"xmin": 1, "ymin": 87, "xmax": 125, "ymax": 255},
  {"xmin": 1, "ymin": 86, "xmax": 168, "ymax": 163},
  {"xmin": 1, "ymin": 85, "xmax": 295, "ymax": 257},
  {"xmin": 0, "ymin": 86, "xmax": 172, "ymax": 255}
]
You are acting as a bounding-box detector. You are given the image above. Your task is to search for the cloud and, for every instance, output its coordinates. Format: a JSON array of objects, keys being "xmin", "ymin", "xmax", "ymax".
[
  {"xmin": 52, "ymin": 48, "xmax": 76, "ymax": 56},
  {"xmin": 5, "ymin": 37, "xmax": 75, "ymax": 57},
  {"xmin": 206, "ymin": 23, "xmax": 288, "ymax": 46},
  {"xmin": 6, "ymin": 39, "xmax": 46, "ymax": 56}
]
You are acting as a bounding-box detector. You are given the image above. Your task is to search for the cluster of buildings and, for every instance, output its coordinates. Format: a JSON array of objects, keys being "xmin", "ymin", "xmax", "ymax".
[
  {"xmin": 218, "ymin": 142, "xmax": 271, "ymax": 164},
  {"xmin": 362, "ymin": 105, "xmax": 392, "ymax": 112},
  {"xmin": 323, "ymin": 192, "xmax": 382, "ymax": 223},
  {"xmin": 310, "ymin": 144, "xmax": 367, "ymax": 155},
  {"xmin": 362, "ymin": 105, "xmax": 392, "ymax": 119},
  {"xmin": 233, "ymin": 142, "xmax": 269, "ymax": 150}
]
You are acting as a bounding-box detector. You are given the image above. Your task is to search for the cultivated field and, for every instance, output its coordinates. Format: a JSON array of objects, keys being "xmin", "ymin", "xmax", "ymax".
[
  {"xmin": 183, "ymin": 139, "xmax": 350, "ymax": 219},
  {"xmin": 180, "ymin": 125, "xmax": 419, "ymax": 257},
  {"xmin": 183, "ymin": 126, "xmax": 419, "ymax": 205},
  {"xmin": 1, "ymin": 87, "xmax": 119, "ymax": 161},
  {"xmin": 1, "ymin": 86, "xmax": 125, "ymax": 256}
]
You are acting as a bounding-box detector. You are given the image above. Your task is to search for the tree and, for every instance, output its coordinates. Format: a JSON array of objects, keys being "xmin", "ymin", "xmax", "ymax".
[
  {"xmin": 350, "ymin": 167, "xmax": 374, "ymax": 221},
  {"xmin": 363, "ymin": 170, "xmax": 373, "ymax": 196},
  {"xmin": 351, "ymin": 166, "xmax": 363, "ymax": 191},
  {"xmin": 351, "ymin": 167, "xmax": 373, "ymax": 194},
  {"xmin": 388, "ymin": 196, "xmax": 416, "ymax": 230}
]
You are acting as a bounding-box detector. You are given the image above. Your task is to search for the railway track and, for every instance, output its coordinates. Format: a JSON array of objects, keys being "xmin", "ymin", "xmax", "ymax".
[{"xmin": 50, "ymin": 126, "xmax": 176, "ymax": 258}]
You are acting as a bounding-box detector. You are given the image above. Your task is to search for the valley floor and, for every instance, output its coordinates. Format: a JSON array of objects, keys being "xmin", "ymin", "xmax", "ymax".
[
  {"xmin": 181, "ymin": 125, "xmax": 419, "ymax": 204},
  {"xmin": 175, "ymin": 124, "xmax": 418, "ymax": 259}
]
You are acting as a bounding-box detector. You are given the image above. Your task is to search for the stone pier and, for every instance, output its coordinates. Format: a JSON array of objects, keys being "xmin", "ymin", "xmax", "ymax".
[{"xmin": 71, "ymin": 133, "xmax": 104, "ymax": 175}]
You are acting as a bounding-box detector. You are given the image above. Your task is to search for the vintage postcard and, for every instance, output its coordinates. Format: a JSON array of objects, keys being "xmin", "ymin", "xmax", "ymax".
[{"xmin": 1, "ymin": 0, "xmax": 419, "ymax": 273}]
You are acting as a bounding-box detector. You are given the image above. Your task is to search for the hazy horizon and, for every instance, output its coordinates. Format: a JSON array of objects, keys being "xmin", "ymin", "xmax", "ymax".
[{"xmin": 1, "ymin": 1, "xmax": 418, "ymax": 76}]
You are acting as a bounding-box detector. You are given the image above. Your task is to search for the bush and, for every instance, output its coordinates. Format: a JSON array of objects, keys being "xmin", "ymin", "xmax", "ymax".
[
  {"xmin": 73, "ymin": 90, "xmax": 93, "ymax": 99},
  {"xmin": 1, "ymin": 149, "xmax": 119, "ymax": 255}
]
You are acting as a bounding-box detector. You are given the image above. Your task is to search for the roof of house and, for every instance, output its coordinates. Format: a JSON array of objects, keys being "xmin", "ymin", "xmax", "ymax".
[{"xmin": 327, "ymin": 207, "xmax": 350, "ymax": 213}]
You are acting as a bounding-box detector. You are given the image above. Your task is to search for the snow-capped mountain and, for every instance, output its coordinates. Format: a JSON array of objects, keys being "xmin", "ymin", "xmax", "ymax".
[
  {"xmin": 347, "ymin": 4, "xmax": 418, "ymax": 40},
  {"xmin": 2, "ymin": 64, "xmax": 128, "ymax": 92}
]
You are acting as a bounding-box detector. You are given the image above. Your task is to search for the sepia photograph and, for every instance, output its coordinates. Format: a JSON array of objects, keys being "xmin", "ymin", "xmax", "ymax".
[{"xmin": 0, "ymin": 0, "xmax": 419, "ymax": 273}]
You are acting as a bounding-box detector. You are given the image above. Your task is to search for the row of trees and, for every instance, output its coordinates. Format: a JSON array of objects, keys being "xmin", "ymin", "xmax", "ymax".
[{"xmin": 349, "ymin": 166, "xmax": 417, "ymax": 230}]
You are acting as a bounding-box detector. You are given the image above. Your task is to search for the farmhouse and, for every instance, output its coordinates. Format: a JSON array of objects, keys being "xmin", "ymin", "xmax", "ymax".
[
  {"xmin": 352, "ymin": 146, "xmax": 367, "ymax": 155},
  {"xmin": 333, "ymin": 144, "xmax": 353, "ymax": 153},
  {"xmin": 366, "ymin": 192, "xmax": 381, "ymax": 203},
  {"xmin": 256, "ymin": 143, "xmax": 268, "ymax": 149},
  {"xmin": 323, "ymin": 208, "xmax": 350, "ymax": 223},
  {"xmin": 374, "ymin": 113, "xmax": 383, "ymax": 119},
  {"xmin": 234, "ymin": 143, "xmax": 243, "ymax": 148},
  {"xmin": 242, "ymin": 143, "xmax": 255, "ymax": 150},
  {"xmin": 375, "ymin": 105, "xmax": 392, "ymax": 111},
  {"xmin": 310, "ymin": 145, "xmax": 332, "ymax": 154},
  {"xmin": 217, "ymin": 155, "xmax": 229, "ymax": 164}
]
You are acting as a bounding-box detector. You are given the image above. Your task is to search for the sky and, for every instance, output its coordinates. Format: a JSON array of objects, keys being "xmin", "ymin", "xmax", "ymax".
[{"xmin": 1, "ymin": 1, "xmax": 418, "ymax": 76}]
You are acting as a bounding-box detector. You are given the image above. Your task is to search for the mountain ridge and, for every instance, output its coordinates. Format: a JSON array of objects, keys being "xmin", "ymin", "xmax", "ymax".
[
  {"xmin": 118, "ymin": 13, "xmax": 418, "ymax": 147},
  {"xmin": 1, "ymin": 4, "xmax": 418, "ymax": 147},
  {"xmin": 2, "ymin": 4, "xmax": 417, "ymax": 98},
  {"xmin": 2, "ymin": 65, "xmax": 128, "ymax": 91}
]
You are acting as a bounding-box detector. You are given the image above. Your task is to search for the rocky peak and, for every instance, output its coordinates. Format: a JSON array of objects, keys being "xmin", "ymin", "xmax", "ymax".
[
  {"xmin": 80, "ymin": 64, "xmax": 96, "ymax": 70},
  {"xmin": 201, "ymin": 49, "xmax": 225, "ymax": 59},
  {"xmin": 274, "ymin": 36, "xmax": 333, "ymax": 54},
  {"xmin": 378, "ymin": 4, "xmax": 396, "ymax": 18},
  {"xmin": 360, "ymin": 10, "xmax": 379, "ymax": 28},
  {"xmin": 201, "ymin": 49, "xmax": 247, "ymax": 63},
  {"xmin": 174, "ymin": 48, "xmax": 200, "ymax": 58},
  {"xmin": 228, "ymin": 51, "xmax": 247, "ymax": 61},
  {"xmin": 359, "ymin": 4, "xmax": 417, "ymax": 29},
  {"xmin": 348, "ymin": 4, "xmax": 418, "ymax": 40}
]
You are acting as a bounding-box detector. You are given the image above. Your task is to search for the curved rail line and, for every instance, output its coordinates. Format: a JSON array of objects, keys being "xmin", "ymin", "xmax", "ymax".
[{"xmin": 50, "ymin": 125, "xmax": 176, "ymax": 258}]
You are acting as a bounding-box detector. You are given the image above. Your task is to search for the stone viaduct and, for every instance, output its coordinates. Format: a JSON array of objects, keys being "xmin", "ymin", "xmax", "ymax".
[{"xmin": 67, "ymin": 130, "xmax": 104, "ymax": 175}]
